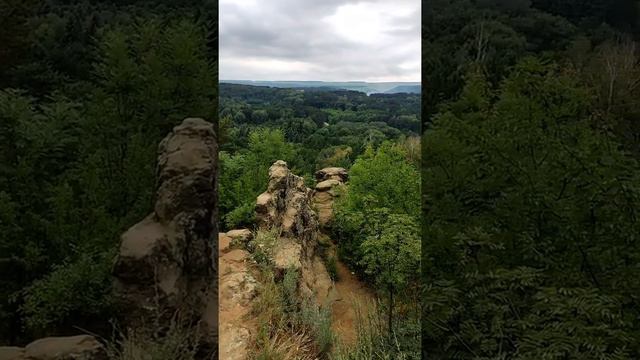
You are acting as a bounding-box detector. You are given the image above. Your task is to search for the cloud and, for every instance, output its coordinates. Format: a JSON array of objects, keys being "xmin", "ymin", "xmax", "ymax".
[{"xmin": 219, "ymin": 0, "xmax": 421, "ymax": 82}]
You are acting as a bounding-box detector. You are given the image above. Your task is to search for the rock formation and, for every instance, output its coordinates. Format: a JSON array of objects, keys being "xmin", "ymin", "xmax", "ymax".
[
  {"xmin": 0, "ymin": 335, "xmax": 106, "ymax": 360},
  {"xmin": 313, "ymin": 167, "xmax": 348, "ymax": 227},
  {"xmin": 111, "ymin": 118, "xmax": 217, "ymax": 351},
  {"xmin": 218, "ymin": 231, "xmax": 257, "ymax": 360},
  {"xmin": 255, "ymin": 161, "xmax": 333, "ymax": 303}
]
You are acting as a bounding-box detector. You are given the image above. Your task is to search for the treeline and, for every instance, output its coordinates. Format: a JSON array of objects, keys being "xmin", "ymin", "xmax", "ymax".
[
  {"xmin": 423, "ymin": 0, "xmax": 640, "ymax": 358},
  {"xmin": 0, "ymin": 0, "xmax": 216, "ymax": 345}
]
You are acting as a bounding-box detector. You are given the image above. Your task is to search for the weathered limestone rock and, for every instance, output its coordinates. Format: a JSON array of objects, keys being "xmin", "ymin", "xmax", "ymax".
[
  {"xmin": 0, "ymin": 335, "xmax": 106, "ymax": 360},
  {"xmin": 255, "ymin": 161, "xmax": 333, "ymax": 303},
  {"xmin": 313, "ymin": 167, "xmax": 348, "ymax": 227},
  {"xmin": 112, "ymin": 118, "xmax": 217, "ymax": 350}
]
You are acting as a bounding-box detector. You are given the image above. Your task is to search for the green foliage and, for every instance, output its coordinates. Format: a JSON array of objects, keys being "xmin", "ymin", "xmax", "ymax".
[
  {"xmin": 21, "ymin": 252, "xmax": 114, "ymax": 335},
  {"xmin": 326, "ymin": 255, "xmax": 339, "ymax": 281},
  {"xmin": 333, "ymin": 142, "xmax": 420, "ymax": 270},
  {"xmin": 219, "ymin": 83, "xmax": 420, "ymax": 175},
  {"xmin": 359, "ymin": 211, "xmax": 420, "ymax": 294},
  {"xmin": 423, "ymin": 58, "xmax": 640, "ymax": 358},
  {"xmin": 251, "ymin": 229, "xmax": 279, "ymax": 267},
  {"xmin": 296, "ymin": 300, "xmax": 334, "ymax": 357},
  {"xmin": 343, "ymin": 142, "xmax": 420, "ymax": 217},
  {"xmin": 0, "ymin": 14, "xmax": 215, "ymax": 344},
  {"xmin": 219, "ymin": 128, "xmax": 294, "ymax": 230},
  {"xmin": 330, "ymin": 142, "xmax": 421, "ymax": 357},
  {"xmin": 282, "ymin": 267, "xmax": 299, "ymax": 312},
  {"xmin": 250, "ymin": 258, "xmax": 332, "ymax": 359}
]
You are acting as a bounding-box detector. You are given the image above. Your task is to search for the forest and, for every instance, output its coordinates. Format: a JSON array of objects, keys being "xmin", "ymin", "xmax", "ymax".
[
  {"xmin": 423, "ymin": 0, "xmax": 640, "ymax": 358},
  {"xmin": 0, "ymin": 0, "xmax": 217, "ymax": 349},
  {"xmin": 218, "ymin": 83, "xmax": 420, "ymax": 229}
]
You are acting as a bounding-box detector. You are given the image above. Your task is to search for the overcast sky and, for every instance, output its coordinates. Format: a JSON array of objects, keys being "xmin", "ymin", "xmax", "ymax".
[{"xmin": 219, "ymin": 0, "xmax": 421, "ymax": 82}]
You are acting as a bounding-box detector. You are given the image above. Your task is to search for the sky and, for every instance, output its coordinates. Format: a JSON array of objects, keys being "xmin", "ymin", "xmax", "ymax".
[{"xmin": 219, "ymin": 0, "xmax": 421, "ymax": 82}]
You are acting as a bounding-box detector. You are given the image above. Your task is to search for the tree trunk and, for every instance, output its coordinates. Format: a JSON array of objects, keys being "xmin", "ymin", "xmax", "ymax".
[{"xmin": 388, "ymin": 285, "xmax": 394, "ymax": 346}]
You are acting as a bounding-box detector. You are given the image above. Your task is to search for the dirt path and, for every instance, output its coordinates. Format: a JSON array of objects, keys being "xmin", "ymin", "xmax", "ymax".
[{"xmin": 329, "ymin": 251, "xmax": 375, "ymax": 347}]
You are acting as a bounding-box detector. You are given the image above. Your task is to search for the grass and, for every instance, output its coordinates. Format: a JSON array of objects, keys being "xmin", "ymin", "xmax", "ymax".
[
  {"xmin": 326, "ymin": 255, "xmax": 339, "ymax": 281},
  {"xmin": 331, "ymin": 299, "xmax": 418, "ymax": 360},
  {"xmin": 252, "ymin": 228, "xmax": 280, "ymax": 266},
  {"xmin": 249, "ymin": 252, "xmax": 335, "ymax": 359},
  {"xmin": 106, "ymin": 318, "xmax": 202, "ymax": 360}
]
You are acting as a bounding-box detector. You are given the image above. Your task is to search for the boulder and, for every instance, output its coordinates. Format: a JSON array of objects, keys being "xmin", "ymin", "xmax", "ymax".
[
  {"xmin": 315, "ymin": 167, "xmax": 348, "ymax": 183},
  {"xmin": 112, "ymin": 118, "xmax": 217, "ymax": 351},
  {"xmin": 313, "ymin": 167, "xmax": 348, "ymax": 227},
  {"xmin": 0, "ymin": 335, "xmax": 106, "ymax": 360},
  {"xmin": 315, "ymin": 179, "xmax": 342, "ymax": 192}
]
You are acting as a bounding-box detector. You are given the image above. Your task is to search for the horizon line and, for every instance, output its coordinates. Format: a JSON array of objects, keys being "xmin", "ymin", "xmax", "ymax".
[{"xmin": 219, "ymin": 79, "xmax": 421, "ymax": 84}]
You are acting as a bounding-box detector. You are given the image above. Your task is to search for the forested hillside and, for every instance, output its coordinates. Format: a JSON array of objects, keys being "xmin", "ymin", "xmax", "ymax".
[
  {"xmin": 218, "ymin": 83, "xmax": 420, "ymax": 230},
  {"xmin": 0, "ymin": 0, "xmax": 217, "ymax": 346},
  {"xmin": 423, "ymin": 0, "xmax": 640, "ymax": 358}
]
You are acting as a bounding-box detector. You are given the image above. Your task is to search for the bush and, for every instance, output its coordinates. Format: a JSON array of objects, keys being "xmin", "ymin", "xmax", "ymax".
[
  {"xmin": 252, "ymin": 229, "xmax": 279, "ymax": 267},
  {"xmin": 296, "ymin": 300, "xmax": 334, "ymax": 356},
  {"xmin": 21, "ymin": 251, "xmax": 114, "ymax": 334},
  {"xmin": 282, "ymin": 267, "xmax": 299, "ymax": 312}
]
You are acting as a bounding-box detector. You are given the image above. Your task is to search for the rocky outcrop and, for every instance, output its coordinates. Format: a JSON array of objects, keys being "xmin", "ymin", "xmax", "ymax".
[
  {"xmin": 256, "ymin": 161, "xmax": 318, "ymax": 245},
  {"xmin": 112, "ymin": 118, "xmax": 217, "ymax": 351},
  {"xmin": 315, "ymin": 167, "xmax": 348, "ymax": 183},
  {"xmin": 0, "ymin": 335, "xmax": 106, "ymax": 360},
  {"xmin": 313, "ymin": 167, "xmax": 348, "ymax": 227},
  {"xmin": 218, "ymin": 231, "xmax": 258, "ymax": 360},
  {"xmin": 255, "ymin": 161, "xmax": 333, "ymax": 303}
]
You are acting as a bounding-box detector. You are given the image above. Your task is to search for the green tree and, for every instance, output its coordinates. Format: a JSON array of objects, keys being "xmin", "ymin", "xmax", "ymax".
[
  {"xmin": 219, "ymin": 128, "xmax": 295, "ymax": 229},
  {"xmin": 423, "ymin": 58, "xmax": 640, "ymax": 358},
  {"xmin": 360, "ymin": 210, "xmax": 420, "ymax": 345}
]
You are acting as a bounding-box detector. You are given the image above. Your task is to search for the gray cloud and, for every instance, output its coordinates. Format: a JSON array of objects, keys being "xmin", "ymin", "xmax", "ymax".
[{"xmin": 220, "ymin": 0, "xmax": 421, "ymax": 82}]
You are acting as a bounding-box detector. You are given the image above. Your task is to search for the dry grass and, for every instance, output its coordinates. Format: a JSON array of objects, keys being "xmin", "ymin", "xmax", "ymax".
[
  {"xmin": 248, "ymin": 263, "xmax": 333, "ymax": 359},
  {"xmin": 106, "ymin": 319, "xmax": 203, "ymax": 360},
  {"xmin": 252, "ymin": 326, "xmax": 318, "ymax": 360}
]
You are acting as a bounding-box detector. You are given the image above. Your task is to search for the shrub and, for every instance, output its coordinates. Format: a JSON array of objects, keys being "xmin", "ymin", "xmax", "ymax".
[
  {"xmin": 252, "ymin": 229, "xmax": 279, "ymax": 267},
  {"xmin": 326, "ymin": 255, "xmax": 339, "ymax": 281},
  {"xmin": 21, "ymin": 251, "xmax": 114, "ymax": 334}
]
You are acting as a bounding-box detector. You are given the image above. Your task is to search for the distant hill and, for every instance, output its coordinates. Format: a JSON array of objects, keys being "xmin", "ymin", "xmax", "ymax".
[
  {"xmin": 220, "ymin": 80, "xmax": 421, "ymax": 95},
  {"xmin": 384, "ymin": 85, "xmax": 421, "ymax": 94}
]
